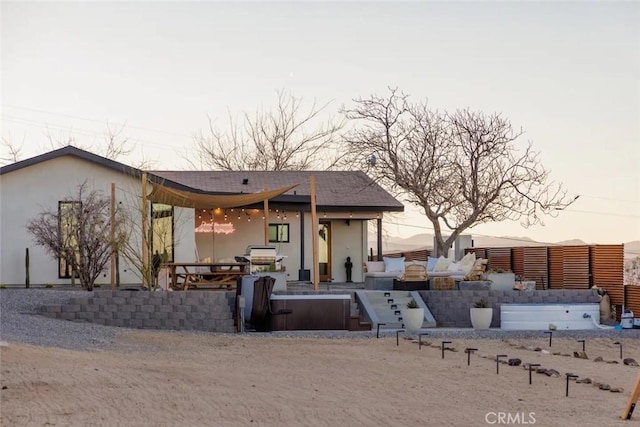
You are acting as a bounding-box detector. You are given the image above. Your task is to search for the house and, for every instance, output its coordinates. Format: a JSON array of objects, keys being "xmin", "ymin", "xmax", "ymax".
[{"xmin": 0, "ymin": 146, "xmax": 404, "ymax": 286}]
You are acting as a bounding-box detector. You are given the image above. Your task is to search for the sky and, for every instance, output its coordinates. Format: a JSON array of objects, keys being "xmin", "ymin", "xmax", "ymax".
[{"xmin": 2, "ymin": 1, "xmax": 639, "ymax": 246}]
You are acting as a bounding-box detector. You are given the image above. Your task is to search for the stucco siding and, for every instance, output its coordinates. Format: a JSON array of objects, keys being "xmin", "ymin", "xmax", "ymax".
[{"xmin": 0, "ymin": 156, "xmax": 195, "ymax": 286}]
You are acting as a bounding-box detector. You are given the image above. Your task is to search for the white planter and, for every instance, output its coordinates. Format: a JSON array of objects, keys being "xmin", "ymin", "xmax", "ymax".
[
  {"xmin": 402, "ymin": 308, "xmax": 425, "ymax": 333},
  {"xmin": 487, "ymin": 273, "xmax": 516, "ymax": 291},
  {"xmin": 470, "ymin": 307, "xmax": 493, "ymax": 330}
]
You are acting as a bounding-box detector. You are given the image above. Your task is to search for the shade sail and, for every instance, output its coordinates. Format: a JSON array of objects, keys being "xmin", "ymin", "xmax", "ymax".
[{"xmin": 146, "ymin": 183, "xmax": 299, "ymax": 209}]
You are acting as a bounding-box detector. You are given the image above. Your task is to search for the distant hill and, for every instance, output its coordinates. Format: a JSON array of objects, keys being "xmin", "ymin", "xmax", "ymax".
[{"xmin": 371, "ymin": 234, "xmax": 640, "ymax": 259}]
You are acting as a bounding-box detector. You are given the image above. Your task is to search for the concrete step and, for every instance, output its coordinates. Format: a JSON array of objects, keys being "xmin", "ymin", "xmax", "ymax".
[{"xmin": 355, "ymin": 290, "xmax": 437, "ymax": 329}]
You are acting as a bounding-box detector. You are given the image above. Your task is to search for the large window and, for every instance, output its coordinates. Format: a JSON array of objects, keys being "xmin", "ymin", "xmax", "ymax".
[
  {"xmin": 58, "ymin": 201, "xmax": 81, "ymax": 278},
  {"xmin": 151, "ymin": 203, "xmax": 174, "ymax": 262},
  {"xmin": 269, "ymin": 224, "xmax": 290, "ymax": 243}
]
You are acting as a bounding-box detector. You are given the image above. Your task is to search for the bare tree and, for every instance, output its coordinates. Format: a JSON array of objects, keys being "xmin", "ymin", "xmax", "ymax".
[
  {"xmin": 1, "ymin": 135, "xmax": 24, "ymax": 164},
  {"xmin": 1, "ymin": 123, "xmax": 155, "ymax": 168},
  {"xmin": 191, "ymin": 89, "xmax": 345, "ymax": 170},
  {"xmin": 26, "ymin": 181, "xmax": 124, "ymax": 290},
  {"xmin": 342, "ymin": 88, "xmax": 576, "ymax": 256}
]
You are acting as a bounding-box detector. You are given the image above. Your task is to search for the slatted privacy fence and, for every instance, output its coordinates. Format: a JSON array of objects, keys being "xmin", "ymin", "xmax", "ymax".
[
  {"xmin": 591, "ymin": 245, "xmax": 625, "ymax": 308},
  {"xmin": 562, "ymin": 246, "xmax": 591, "ymax": 290},
  {"xmin": 486, "ymin": 247, "xmax": 512, "ymax": 272},
  {"xmin": 512, "ymin": 247, "xmax": 524, "ymax": 281},
  {"xmin": 548, "ymin": 247, "xmax": 564, "ymax": 289},
  {"xmin": 523, "ymin": 247, "xmax": 549, "ymax": 290},
  {"xmin": 625, "ymin": 286, "xmax": 640, "ymax": 319}
]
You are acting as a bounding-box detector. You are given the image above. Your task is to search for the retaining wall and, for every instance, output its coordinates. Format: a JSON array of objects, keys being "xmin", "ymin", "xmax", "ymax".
[
  {"xmin": 37, "ymin": 290, "xmax": 236, "ymax": 333},
  {"xmin": 418, "ymin": 289, "xmax": 600, "ymax": 328}
]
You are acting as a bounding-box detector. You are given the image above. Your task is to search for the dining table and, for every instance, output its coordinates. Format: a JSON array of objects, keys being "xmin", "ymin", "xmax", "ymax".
[{"xmin": 164, "ymin": 262, "xmax": 248, "ymax": 290}]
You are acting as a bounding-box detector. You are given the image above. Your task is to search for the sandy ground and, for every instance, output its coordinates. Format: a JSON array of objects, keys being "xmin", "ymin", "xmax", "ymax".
[{"xmin": 2, "ymin": 333, "xmax": 640, "ymax": 427}]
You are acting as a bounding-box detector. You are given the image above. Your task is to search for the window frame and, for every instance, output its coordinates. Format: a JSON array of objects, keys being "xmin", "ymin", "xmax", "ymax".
[
  {"xmin": 268, "ymin": 223, "xmax": 290, "ymax": 243},
  {"xmin": 58, "ymin": 200, "xmax": 82, "ymax": 279}
]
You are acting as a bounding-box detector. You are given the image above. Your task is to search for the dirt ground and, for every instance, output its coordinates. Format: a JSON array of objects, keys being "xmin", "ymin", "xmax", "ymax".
[{"xmin": 2, "ymin": 332, "xmax": 640, "ymax": 426}]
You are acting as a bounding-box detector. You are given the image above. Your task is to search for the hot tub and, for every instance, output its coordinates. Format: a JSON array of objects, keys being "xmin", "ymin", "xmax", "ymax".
[{"xmin": 501, "ymin": 303, "xmax": 600, "ymax": 330}]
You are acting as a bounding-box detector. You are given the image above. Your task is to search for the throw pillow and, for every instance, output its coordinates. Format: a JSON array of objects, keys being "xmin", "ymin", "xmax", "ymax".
[
  {"xmin": 447, "ymin": 261, "xmax": 461, "ymax": 272},
  {"xmin": 383, "ymin": 256, "xmax": 406, "ymax": 273},
  {"xmin": 458, "ymin": 253, "xmax": 477, "ymax": 273},
  {"xmin": 365, "ymin": 261, "xmax": 385, "ymax": 273},
  {"xmin": 433, "ymin": 256, "xmax": 452, "ymax": 272},
  {"xmin": 427, "ymin": 257, "xmax": 439, "ymax": 271}
]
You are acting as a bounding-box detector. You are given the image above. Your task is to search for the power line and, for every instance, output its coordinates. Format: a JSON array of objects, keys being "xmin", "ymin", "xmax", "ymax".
[
  {"xmin": 1, "ymin": 115, "xmax": 186, "ymax": 152},
  {"xmin": 2, "ymin": 104, "xmax": 194, "ymax": 139}
]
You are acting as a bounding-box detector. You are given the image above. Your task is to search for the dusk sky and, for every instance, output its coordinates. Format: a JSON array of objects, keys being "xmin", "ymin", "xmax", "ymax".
[{"xmin": 2, "ymin": 1, "xmax": 639, "ymax": 246}]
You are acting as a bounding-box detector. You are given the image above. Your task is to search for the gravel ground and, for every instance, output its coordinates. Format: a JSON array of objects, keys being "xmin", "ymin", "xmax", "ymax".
[
  {"xmin": 2, "ymin": 289, "xmax": 640, "ymax": 351},
  {"xmin": 0, "ymin": 289, "xmax": 124, "ymax": 350}
]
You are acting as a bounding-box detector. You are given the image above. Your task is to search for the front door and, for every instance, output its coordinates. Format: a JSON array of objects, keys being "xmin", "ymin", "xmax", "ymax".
[{"xmin": 318, "ymin": 221, "xmax": 331, "ymax": 282}]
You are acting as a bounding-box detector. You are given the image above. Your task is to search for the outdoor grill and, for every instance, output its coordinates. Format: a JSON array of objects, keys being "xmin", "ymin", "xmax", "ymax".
[{"xmin": 236, "ymin": 245, "xmax": 285, "ymax": 273}]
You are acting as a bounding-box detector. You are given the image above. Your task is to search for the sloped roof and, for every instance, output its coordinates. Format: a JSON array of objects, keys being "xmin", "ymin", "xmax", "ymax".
[
  {"xmin": 0, "ymin": 146, "xmax": 403, "ymax": 211},
  {"xmin": 0, "ymin": 145, "xmax": 142, "ymax": 178},
  {"xmin": 150, "ymin": 170, "xmax": 404, "ymax": 211}
]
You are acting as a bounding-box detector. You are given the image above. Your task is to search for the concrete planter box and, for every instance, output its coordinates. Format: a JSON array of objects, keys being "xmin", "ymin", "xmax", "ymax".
[{"xmin": 486, "ymin": 273, "xmax": 516, "ymax": 291}]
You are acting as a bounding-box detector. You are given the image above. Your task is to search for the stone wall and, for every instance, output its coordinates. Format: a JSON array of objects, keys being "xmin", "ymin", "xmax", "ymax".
[
  {"xmin": 37, "ymin": 290, "xmax": 236, "ymax": 333},
  {"xmin": 418, "ymin": 289, "xmax": 600, "ymax": 328}
]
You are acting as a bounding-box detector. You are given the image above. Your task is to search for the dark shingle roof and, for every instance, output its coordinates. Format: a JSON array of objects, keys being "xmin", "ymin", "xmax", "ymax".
[
  {"xmin": 0, "ymin": 146, "xmax": 403, "ymax": 211},
  {"xmin": 150, "ymin": 170, "xmax": 403, "ymax": 211}
]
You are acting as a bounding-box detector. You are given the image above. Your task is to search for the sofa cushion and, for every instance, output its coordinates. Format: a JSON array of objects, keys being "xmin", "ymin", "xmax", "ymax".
[
  {"xmin": 458, "ymin": 252, "xmax": 476, "ymax": 273},
  {"xmin": 383, "ymin": 256, "xmax": 405, "ymax": 273},
  {"xmin": 365, "ymin": 261, "xmax": 385, "ymax": 273},
  {"xmin": 427, "ymin": 257, "xmax": 439, "ymax": 271},
  {"xmin": 433, "ymin": 256, "xmax": 452, "ymax": 272}
]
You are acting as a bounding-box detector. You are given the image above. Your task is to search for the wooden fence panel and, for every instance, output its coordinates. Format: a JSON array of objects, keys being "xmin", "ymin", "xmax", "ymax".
[
  {"xmin": 548, "ymin": 246, "xmax": 564, "ymax": 289},
  {"xmin": 524, "ymin": 247, "xmax": 549, "ymax": 290},
  {"xmin": 512, "ymin": 247, "xmax": 524, "ymax": 281},
  {"xmin": 562, "ymin": 246, "xmax": 590, "ymax": 289},
  {"xmin": 625, "ymin": 286, "xmax": 640, "ymax": 318},
  {"xmin": 382, "ymin": 249, "xmax": 431, "ymax": 261},
  {"xmin": 590, "ymin": 244, "xmax": 624, "ymax": 307},
  {"xmin": 486, "ymin": 248, "xmax": 512, "ymax": 272}
]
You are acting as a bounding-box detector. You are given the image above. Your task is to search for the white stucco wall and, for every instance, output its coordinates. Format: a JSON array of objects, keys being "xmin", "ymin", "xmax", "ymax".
[
  {"xmin": 0, "ymin": 156, "xmax": 195, "ymax": 286},
  {"xmin": 192, "ymin": 211, "xmax": 372, "ymax": 283}
]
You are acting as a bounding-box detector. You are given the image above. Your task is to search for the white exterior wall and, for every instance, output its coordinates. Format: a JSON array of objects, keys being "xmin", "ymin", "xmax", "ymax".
[
  {"xmin": 0, "ymin": 156, "xmax": 196, "ymax": 286},
  {"xmin": 192, "ymin": 211, "xmax": 373, "ymax": 283}
]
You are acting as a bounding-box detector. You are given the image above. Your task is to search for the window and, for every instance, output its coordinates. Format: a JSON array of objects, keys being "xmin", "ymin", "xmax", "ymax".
[
  {"xmin": 151, "ymin": 203, "xmax": 174, "ymax": 262},
  {"xmin": 268, "ymin": 223, "xmax": 289, "ymax": 243},
  {"xmin": 58, "ymin": 201, "xmax": 81, "ymax": 278}
]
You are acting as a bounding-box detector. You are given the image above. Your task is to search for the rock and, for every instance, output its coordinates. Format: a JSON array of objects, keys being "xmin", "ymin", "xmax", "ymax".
[
  {"xmin": 606, "ymin": 360, "xmax": 619, "ymax": 364},
  {"xmin": 599, "ymin": 384, "xmax": 611, "ymax": 391},
  {"xmin": 536, "ymin": 367, "xmax": 547, "ymax": 374},
  {"xmin": 545, "ymin": 369, "xmax": 560, "ymax": 377},
  {"xmin": 593, "ymin": 356, "xmax": 604, "ymax": 362},
  {"xmin": 562, "ymin": 353, "xmax": 572, "ymax": 357},
  {"xmin": 611, "ymin": 387, "xmax": 624, "ymax": 393},
  {"xmin": 573, "ymin": 351, "xmax": 588, "ymax": 359},
  {"xmin": 624, "ymin": 358, "xmax": 639, "ymax": 367},
  {"xmin": 508, "ymin": 358, "xmax": 522, "ymax": 366},
  {"xmin": 534, "ymin": 347, "xmax": 542, "ymax": 352},
  {"xmin": 577, "ymin": 377, "xmax": 592, "ymax": 384},
  {"xmin": 553, "ymin": 352, "xmax": 561, "ymax": 356},
  {"xmin": 518, "ymin": 345, "xmax": 527, "ymax": 350},
  {"xmin": 541, "ymin": 349, "xmax": 550, "ymax": 355}
]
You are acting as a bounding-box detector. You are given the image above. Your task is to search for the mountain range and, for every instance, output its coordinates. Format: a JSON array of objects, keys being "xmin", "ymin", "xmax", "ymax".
[{"xmin": 371, "ymin": 233, "xmax": 640, "ymax": 259}]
